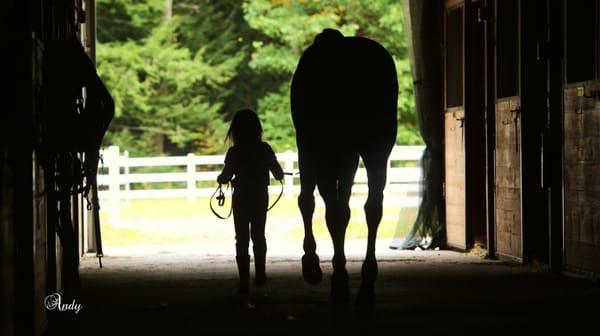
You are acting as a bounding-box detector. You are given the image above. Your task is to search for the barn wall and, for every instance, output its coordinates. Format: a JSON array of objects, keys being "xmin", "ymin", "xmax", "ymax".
[
  {"xmin": 1, "ymin": 0, "xmax": 95, "ymax": 335},
  {"xmin": 494, "ymin": 98, "xmax": 523, "ymax": 260},
  {"xmin": 445, "ymin": 109, "xmax": 467, "ymax": 249},
  {"xmin": 435, "ymin": 0, "xmax": 600, "ymax": 275},
  {"xmin": 0, "ymin": 152, "xmax": 17, "ymax": 336},
  {"xmin": 561, "ymin": 0, "xmax": 600, "ymax": 276},
  {"xmin": 520, "ymin": 0, "xmax": 550, "ymax": 263},
  {"xmin": 443, "ymin": 1, "xmax": 468, "ymax": 250},
  {"xmin": 564, "ymin": 82, "xmax": 600, "ymax": 274},
  {"xmin": 2, "ymin": 0, "xmax": 41, "ymax": 333},
  {"xmin": 464, "ymin": 0, "xmax": 488, "ymax": 246}
]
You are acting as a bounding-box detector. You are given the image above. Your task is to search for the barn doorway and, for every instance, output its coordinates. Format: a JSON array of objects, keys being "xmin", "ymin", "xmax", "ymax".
[{"xmin": 89, "ymin": 1, "xmax": 423, "ymax": 258}]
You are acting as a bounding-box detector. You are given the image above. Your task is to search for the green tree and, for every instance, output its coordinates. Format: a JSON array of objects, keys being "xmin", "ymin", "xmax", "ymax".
[
  {"xmin": 97, "ymin": 0, "xmax": 165, "ymax": 42},
  {"xmin": 96, "ymin": 0, "xmax": 420, "ymax": 156},
  {"xmin": 97, "ymin": 0, "xmax": 243, "ymax": 155},
  {"xmin": 174, "ymin": 0, "xmax": 272, "ymax": 120},
  {"xmin": 243, "ymin": 0, "xmax": 421, "ymax": 150}
]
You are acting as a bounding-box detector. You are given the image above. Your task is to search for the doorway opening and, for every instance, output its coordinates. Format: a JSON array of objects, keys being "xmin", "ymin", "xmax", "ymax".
[{"xmin": 91, "ymin": 1, "xmax": 422, "ymax": 257}]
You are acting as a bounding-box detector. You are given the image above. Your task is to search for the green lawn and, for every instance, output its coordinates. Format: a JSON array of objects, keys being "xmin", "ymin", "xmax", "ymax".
[{"xmin": 100, "ymin": 197, "xmax": 417, "ymax": 246}]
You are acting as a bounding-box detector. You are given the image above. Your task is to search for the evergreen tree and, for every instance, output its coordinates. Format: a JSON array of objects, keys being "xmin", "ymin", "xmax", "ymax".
[
  {"xmin": 173, "ymin": 0, "xmax": 278, "ymax": 122},
  {"xmin": 95, "ymin": 0, "xmax": 420, "ymax": 156},
  {"xmin": 243, "ymin": 0, "xmax": 421, "ymax": 149},
  {"xmin": 97, "ymin": 0, "xmax": 242, "ymax": 155}
]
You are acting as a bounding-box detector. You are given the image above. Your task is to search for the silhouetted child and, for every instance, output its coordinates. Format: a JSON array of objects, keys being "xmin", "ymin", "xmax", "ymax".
[{"xmin": 217, "ymin": 109, "xmax": 284, "ymax": 294}]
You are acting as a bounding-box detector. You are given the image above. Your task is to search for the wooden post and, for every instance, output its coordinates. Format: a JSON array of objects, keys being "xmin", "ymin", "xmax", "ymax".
[
  {"xmin": 124, "ymin": 150, "xmax": 130, "ymax": 207},
  {"xmin": 385, "ymin": 157, "xmax": 392, "ymax": 192},
  {"xmin": 187, "ymin": 153, "xmax": 196, "ymax": 202},
  {"xmin": 284, "ymin": 150, "xmax": 294, "ymax": 199}
]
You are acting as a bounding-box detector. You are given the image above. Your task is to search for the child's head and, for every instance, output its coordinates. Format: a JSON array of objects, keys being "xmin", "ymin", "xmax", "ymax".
[{"xmin": 226, "ymin": 109, "xmax": 263, "ymax": 145}]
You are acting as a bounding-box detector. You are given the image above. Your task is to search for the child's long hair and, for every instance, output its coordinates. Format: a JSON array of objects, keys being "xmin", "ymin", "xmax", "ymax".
[{"xmin": 226, "ymin": 109, "xmax": 263, "ymax": 146}]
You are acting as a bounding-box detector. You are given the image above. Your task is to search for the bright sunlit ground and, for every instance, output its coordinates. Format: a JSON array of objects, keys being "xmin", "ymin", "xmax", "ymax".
[{"xmin": 98, "ymin": 193, "xmax": 417, "ymax": 255}]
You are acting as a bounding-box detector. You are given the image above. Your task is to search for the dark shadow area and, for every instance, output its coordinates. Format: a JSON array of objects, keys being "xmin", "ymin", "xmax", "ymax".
[
  {"xmin": 43, "ymin": 40, "xmax": 114, "ymax": 281},
  {"xmin": 48, "ymin": 254, "xmax": 600, "ymax": 335}
]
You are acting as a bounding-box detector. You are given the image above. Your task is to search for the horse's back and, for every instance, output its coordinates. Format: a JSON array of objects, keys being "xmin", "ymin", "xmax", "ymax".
[{"xmin": 291, "ymin": 35, "xmax": 398, "ymax": 154}]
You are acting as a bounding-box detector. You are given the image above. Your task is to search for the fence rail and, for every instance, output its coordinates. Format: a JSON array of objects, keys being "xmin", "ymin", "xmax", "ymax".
[
  {"xmin": 98, "ymin": 145, "xmax": 424, "ymax": 199},
  {"xmin": 97, "ymin": 145, "xmax": 425, "ymax": 224}
]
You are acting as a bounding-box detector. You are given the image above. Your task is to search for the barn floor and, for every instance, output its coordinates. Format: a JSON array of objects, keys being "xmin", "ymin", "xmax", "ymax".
[{"xmin": 48, "ymin": 248, "xmax": 600, "ymax": 336}]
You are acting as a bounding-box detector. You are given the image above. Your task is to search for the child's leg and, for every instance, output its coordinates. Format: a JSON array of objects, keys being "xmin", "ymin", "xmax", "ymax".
[
  {"xmin": 251, "ymin": 211, "xmax": 267, "ymax": 285},
  {"xmin": 233, "ymin": 200, "xmax": 250, "ymax": 293},
  {"xmin": 250, "ymin": 192, "xmax": 269, "ymax": 285}
]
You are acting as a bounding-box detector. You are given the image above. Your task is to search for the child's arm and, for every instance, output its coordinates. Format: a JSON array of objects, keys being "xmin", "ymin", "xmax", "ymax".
[
  {"xmin": 217, "ymin": 149, "xmax": 234, "ymax": 184},
  {"xmin": 266, "ymin": 144, "xmax": 284, "ymax": 180}
]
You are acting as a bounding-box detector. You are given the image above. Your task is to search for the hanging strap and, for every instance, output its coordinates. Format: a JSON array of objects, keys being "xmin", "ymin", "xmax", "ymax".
[
  {"xmin": 210, "ymin": 179, "xmax": 286, "ymax": 220},
  {"xmin": 210, "ymin": 183, "xmax": 233, "ymax": 219},
  {"xmin": 267, "ymin": 179, "xmax": 284, "ymax": 211}
]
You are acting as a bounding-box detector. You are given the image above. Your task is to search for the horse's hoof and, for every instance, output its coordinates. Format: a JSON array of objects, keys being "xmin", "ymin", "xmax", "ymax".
[
  {"xmin": 302, "ymin": 253, "xmax": 323, "ymax": 284},
  {"xmin": 330, "ymin": 271, "xmax": 350, "ymax": 305},
  {"xmin": 356, "ymin": 282, "xmax": 376, "ymax": 311}
]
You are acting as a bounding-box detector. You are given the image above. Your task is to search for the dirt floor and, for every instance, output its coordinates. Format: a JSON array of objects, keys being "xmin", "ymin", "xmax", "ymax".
[{"xmin": 48, "ymin": 247, "xmax": 600, "ymax": 336}]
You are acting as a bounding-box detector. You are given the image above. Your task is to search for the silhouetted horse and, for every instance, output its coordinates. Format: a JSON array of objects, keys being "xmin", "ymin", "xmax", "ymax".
[{"xmin": 291, "ymin": 29, "xmax": 398, "ymax": 308}]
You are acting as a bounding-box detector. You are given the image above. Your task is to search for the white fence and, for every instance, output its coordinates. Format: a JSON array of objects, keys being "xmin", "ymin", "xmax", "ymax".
[{"xmin": 97, "ymin": 145, "xmax": 425, "ymax": 211}]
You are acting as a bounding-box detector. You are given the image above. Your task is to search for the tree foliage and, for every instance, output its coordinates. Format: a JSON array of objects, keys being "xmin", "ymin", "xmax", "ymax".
[
  {"xmin": 243, "ymin": 0, "xmax": 420, "ymax": 149},
  {"xmin": 96, "ymin": 0, "xmax": 421, "ymax": 156}
]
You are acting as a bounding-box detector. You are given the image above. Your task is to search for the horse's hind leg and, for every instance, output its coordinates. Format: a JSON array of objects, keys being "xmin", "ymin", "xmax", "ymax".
[
  {"xmin": 357, "ymin": 148, "xmax": 392, "ymax": 308},
  {"xmin": 318, "ymin": 155, "xmax": 358, "ymax": 304},
  {"xmin": 298, "ymin": 149, "xmax": 322, "ymax": 284}
]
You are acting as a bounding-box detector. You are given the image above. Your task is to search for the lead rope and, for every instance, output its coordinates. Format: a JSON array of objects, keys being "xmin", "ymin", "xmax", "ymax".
[
  {"xmin": 267, "ymin": 179, "xmax": 284, "ymax": 211},
  {"xmin": 210, "ymin": 183, "xmax": 233, "ymax": 219},
  {"xmin": 210, "ymin": 179, "xmax": 286, "ymax": 220}
]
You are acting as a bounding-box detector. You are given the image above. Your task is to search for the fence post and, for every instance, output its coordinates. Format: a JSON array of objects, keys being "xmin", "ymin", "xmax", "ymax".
[
  {"xmin": 107, "ymin": 145, "xmax": 120, "ymax": 226},
  {"xmin": 187, "ymin": 153, "xmax": 196, "ymax": 202},
  {"xmin": 124, "ymin": 150, "xmax": 130, "ymax": 207},
  {"xmin": 385, "ymin": 157, "xmax": 392, "ymax": 192},
  {"xmin": 284, "ymin": 150, "xmax": 294, "ymax": 199}
]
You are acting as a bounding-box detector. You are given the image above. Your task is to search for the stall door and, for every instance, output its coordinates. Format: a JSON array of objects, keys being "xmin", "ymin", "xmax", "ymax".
[
  {"xmin": 444, "ymin": 1, "xmax": 467, "ymax": 249},
  {"xmin": 563, "ymin": 0, "xmax": 600, "ymax": 274},
  {"xmin": 493, "ymin": 0, "xmax": 523, "ymax": 260}
]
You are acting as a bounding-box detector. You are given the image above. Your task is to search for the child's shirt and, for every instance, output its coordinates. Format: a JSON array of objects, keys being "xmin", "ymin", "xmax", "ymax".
[{"xmin": 217, "ymin": 142, "xmax": 284, "ymax": 190}]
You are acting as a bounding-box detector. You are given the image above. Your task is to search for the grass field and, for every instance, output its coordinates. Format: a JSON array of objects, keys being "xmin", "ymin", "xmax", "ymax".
[{"xmin": 100, "ymin": 196, "xmax": 418, "ymax": 247}]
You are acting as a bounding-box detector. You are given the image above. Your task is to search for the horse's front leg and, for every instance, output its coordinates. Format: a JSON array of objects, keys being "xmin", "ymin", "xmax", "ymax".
[{"xmin": 298, "ymin": 150, "xmax": 322, "ymax": 284}]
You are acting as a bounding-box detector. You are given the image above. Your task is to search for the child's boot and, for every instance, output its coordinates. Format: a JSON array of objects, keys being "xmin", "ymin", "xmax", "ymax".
[
  {"xmin": 236, "ymin": 255, "xmax": 250, "ymax": 293},
  {"xmin": 253, "ymin": 246, "xmax": 266, "ymax": 286}
]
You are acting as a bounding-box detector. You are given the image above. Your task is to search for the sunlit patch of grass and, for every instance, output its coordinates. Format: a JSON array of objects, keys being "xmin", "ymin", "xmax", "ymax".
[
  {"xmin": 101, "ymin": 225, "xmax": 202, "ymax": 246},
  {"xmin": 100, "ymin": 197, "xmax": 417, "ymax": 246}
]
